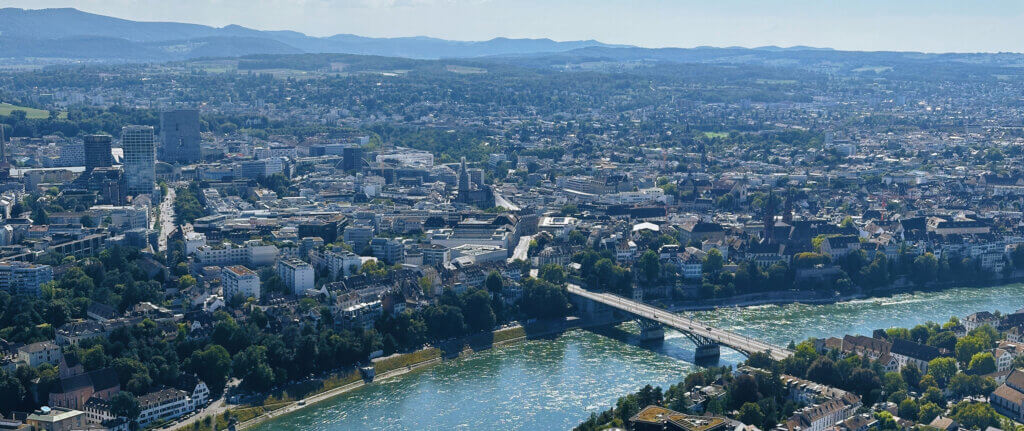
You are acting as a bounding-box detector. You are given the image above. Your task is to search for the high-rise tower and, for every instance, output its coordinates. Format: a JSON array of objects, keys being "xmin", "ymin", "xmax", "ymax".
[
  {"xmin": 122, "ymin": 125, "xmax": 155, "ymax": 196},
  {"xmin": 159, "ymin": 109, "xmax": 201, "ymax": 164}
]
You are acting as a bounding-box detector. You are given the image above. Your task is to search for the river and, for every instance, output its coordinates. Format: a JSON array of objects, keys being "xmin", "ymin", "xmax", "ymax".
[{"xmin": 250, "ymin": 283, "xmax": 1024, "ymax": 431}]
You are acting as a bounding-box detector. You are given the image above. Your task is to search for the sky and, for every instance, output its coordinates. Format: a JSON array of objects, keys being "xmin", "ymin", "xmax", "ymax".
[{"xmin": 4, "ymin": 0, "xmax": 1024, "ymax": 53}]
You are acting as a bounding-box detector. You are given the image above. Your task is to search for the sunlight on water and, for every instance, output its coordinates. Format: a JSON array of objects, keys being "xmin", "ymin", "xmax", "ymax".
[{"xmin": 251, "ymin": 284, "xmax": 1024, "ymax": 431}]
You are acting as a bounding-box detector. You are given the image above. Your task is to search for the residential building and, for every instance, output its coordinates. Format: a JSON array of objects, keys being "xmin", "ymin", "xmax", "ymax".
[
  {"xmin": 136, "ymin": 388, "xmax": 190, "ymax": 427},
  {"xmin": 222, "ymin": 265, "xmax": 260, "ymax": 301},
  {"xmin": 26, "ymin": 407, "xmax": 86, "ymax": 431},
  {"xmin": 17, "ymin": 340, "xmax": 61, "ymax": 367},
  {"xmin": 992, "ymin": 369, "xmax": 1024, "ymax": 421},
  {"xmin": 277, "ymin": 258, "xmax": 315, "ymax": 294},
  {"xmin": 0, "ymin": 261, "xmax": 53, "ymax": 296},
  {"xmin": 889, "ymin": 339, "xmax": 941, "ymax": 373}
]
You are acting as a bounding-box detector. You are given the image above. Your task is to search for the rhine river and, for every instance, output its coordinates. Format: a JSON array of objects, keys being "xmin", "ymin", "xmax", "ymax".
[{"xmin": 251, "ymin": 284, "xmax": 1024, "ymax": 431}]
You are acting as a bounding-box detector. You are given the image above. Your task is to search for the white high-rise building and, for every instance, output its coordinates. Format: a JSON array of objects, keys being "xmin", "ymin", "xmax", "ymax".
[
  {"xmin": 277, "ymin": 258, "xmax": 314, "ymax": 294},
  {"xmin": 122, "ymin": 125, "xmax": 156, "ymax": 196},
  {"xmin": 0, "ymin": 262, "xmax": 53, "ymax": 296},
  {"xmin": 222, "ymin": 265, "xmax": 260, "ymax": 301}
]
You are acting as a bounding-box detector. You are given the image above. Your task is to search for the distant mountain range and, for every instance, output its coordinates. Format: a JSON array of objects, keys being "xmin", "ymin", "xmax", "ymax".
[
  {"xmin": 4, "ymin": 7, "xmax": 1020, "ymax": 70},
  {"xmin": 0, "ymin": 8, "xmax": 622, "ymax": 61}
]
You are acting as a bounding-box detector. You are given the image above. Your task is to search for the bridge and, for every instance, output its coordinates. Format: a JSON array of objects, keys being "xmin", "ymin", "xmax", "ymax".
[{"xmin": 567, "ymin": 284, "xmax": 793, "ymax": 362}]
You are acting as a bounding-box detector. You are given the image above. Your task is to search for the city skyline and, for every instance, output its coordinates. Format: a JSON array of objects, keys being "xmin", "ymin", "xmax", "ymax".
[{"xmin": 3, "ymin": 0, "xmax": 1024, "ymax": 53}]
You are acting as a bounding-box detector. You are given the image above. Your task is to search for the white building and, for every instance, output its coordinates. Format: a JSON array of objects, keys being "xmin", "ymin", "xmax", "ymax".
[
  {"xmin": 136, "ymin": 389, "xmax": 190, "ymax": 426},
  {"xmin": 195, "ymin": 242, "xmax": 279, "ymax": 267},
  {"xmin": 277, "ymin": 258, "xmax": 315, "ymax": 294},
  {"xmin": 317, "ymin": 249, "xmax": 364, "ymax": 279},
  {"xmin": 17, "ymin": 341, "xmax": 61, "ymax": 368},
  {"xmin": 376, "ymin": 150, "xmax": 434, "ymax": 168},
  {"xmin": 89, "ymin": 205, "xmax": 149, "ymax": 231},
  {"xmin": 222, "ymin": 265, "xmax": 260, "ymax": 301},
  {"xmin": 0, "ymin": 262, "xmax": 54, "ymax": 296},
  {"xmin": 253, "ymin": 145, "xmax": 297, "ymax": 160}
]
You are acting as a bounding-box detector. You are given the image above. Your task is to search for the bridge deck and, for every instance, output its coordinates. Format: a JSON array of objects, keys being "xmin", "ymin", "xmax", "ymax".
[{"xmin": 567, "ymin": 284, "xmax": 793, "ymax": 361}]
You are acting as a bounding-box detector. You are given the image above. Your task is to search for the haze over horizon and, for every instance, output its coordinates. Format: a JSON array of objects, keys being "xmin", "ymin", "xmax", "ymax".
[{"xmin": 3, "ymin": 0, "xmax": 1024, "ymax": 54}]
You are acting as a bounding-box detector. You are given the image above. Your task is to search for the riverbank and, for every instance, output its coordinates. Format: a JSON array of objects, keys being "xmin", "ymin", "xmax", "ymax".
[
  {"xmin": 244, "ymin": 283, "xmax": 1024, "ymax": 431},
  {"xmin": 227, "ymin": 323, "xmax": 568, "ymax": 431},
  {"xmin": 663, "ymin": 273, "xmax": 1024, "ymax": 312}
]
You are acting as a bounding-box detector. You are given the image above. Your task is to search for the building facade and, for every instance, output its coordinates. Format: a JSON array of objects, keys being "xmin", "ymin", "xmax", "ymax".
[
  {"xmin": 122, "ymin": 125, "xmax": 156, "ymax": 196},
  {"xmin": 277, "ymin": 258, "xmax": 315, "ymax": 294},
  {"xmin": 222, "ymin": 265, "xmax": 261, "ymax": 301},
  {"xmin": 159, "ymin": 109, "xmax": 202, "ymax": 164}
]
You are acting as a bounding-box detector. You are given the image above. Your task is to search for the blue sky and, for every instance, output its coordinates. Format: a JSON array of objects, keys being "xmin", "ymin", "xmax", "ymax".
[{"xmin": 5, "ymin": 0, "xmax": 1024, "ymax": 52}]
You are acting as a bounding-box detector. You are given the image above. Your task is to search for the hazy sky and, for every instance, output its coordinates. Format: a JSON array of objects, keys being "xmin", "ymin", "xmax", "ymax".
[{"xmin": 4, "ymin": 0, "xmax": 1024, "ymax": 53}]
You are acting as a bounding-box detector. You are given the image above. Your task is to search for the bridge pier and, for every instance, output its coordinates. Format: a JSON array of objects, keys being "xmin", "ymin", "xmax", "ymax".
[
  {"xmin": 694, "ymin": 343, "xmax": 721, "ymax": 362},
  {"xmin": 687, "ymin": 334, "xmax": 721, "ymax": 364},
  {"xmin": 638, "ymin": 320, "xmax": 664, "ymax": 342}
]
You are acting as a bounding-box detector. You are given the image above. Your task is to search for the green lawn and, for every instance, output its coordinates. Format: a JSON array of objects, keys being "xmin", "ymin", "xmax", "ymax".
[
  {"xmin": 0, "ymin": 103, "xmax": 65, "ymax": 119},
  {"xmin": 702, "ymin": 131, "xmax": 730, "ymax": 139}
]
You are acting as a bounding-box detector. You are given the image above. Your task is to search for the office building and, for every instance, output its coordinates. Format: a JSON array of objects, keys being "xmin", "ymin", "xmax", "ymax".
[
  {"xmin": 159, "ymin": 109, "xmax": 201, "ymax": 164},
  {"xmin": 371, "ymin": 237, "xmax": 405, "ymax": 264},
  {"xmin": 56, "ymin": 141, "xmax": 84, "ymax": 167},
  {"xmin": 222, "ymin": 265, "xmax": 261, "ymax": 301},
  {"xmin": 83, "ymin": 134, "xmax": 113, "ymax": 171},
  {"xmin": 122, "ymin": 125, "xmax": 156, "ymax": 196},
  {"xmin": 342, "ymin": 146, "xmax": 365, "ymax": 172}
]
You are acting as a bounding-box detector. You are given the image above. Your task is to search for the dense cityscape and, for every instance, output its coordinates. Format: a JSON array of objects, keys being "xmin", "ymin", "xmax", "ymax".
[{"xmin": 2, "ymin": 5, "xmax": 1024, "ymax": 431}]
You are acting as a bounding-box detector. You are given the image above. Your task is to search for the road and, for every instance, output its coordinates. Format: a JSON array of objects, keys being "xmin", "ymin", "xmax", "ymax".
[
  {"xmin": 566, "ymin": 284, "xmax": 793, "ymax": 361},
  {"xmin": 159, "ymin": 379, "xmax": 238, "ymax": 431},
  {"xmin": 157, "ymin": 186, "xmax": 176, "ymax": 252},
  {"xmin": 493, "ymin": 191, "xmax": 520, "ymax": 211},
  {"xmin": 509, "ymin": 235, "xmax": 533, "ymax": 263}
]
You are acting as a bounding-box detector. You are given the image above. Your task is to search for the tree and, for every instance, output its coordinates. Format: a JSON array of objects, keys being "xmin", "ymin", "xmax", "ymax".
[
  {"xmin": 948, "ymin": 374, "xmax": 996, "ymax": 398},
  {"xmin": 898, "ymin": 398, "xmax": 919, "ymax": 421},
  {"xmin": 702, "ymin": 249, "xmax": 724, "ymax": 275},
  {"xmin": 900, "ymin": 363, "xmax": 922, "ymax": 389},
  {"xmin": 956, "ymin": 336, "xmax": 988, "ymax": 364},
  {"xmin": 519, "ymin": 278, "xmax": 569, "ymax": 319},
  {"xmin": 109, "ymin": 391, "xmax": 141, "ymax": 421},
  {"xmin": 484, "ymin": 271, "xmax": 503, "ymax": 294},
  {"xmin": 178, "ymin": 274, "xmax": 197, "ymax": 290},
  {"xmin": 926, "ymin": 331, "xmax": 957, "ymax": 351},
  {"xmin": 424, "ymin": 305, "xmax": 465, "ymax": 339},
  {"xmin": 911, "ymin": 253, "xmax": 939, "ymax": 285},
  {"xmin": 738, "ymin": 402, "xmax": 764, "ymax": 427},
  {"xmin": 950, "ymin": 401, "xmax": 999, "ymax": 429},
  {"xmin": 806, "ymin": 357, "xmax": 838, "ymax": 386},
  {"xmin": 187, "ymin": 344, "xmax": 232, "ymax": 395},
  {"xmin": 0, "ymin": 370, "xmax": 25, "ymax": 415},
  {"xmin": 462, "ymin": 289, "xmax": 496, "ymax": 332},
  {"xmin": 636, "ymin": 251, "xmax": 661, "ymax": 283},
  {"xmin": 919, "ymin": 402, "xmax": 943, "ymax": 424},
  {"xmin": 539, "ymin": 264, "xmax": 566, "ymax": 285},
  {"xmin": 967, "ymin": 352, "xmax": 996, "ymax": 375},
  {"xmin": 883, "ymin": 372, "xmax": 907, "ymax": 394},
  {"xmin": 927, "ymin": 357, "xmax": 957, "ymax": 387},
  {"xmin": 729, "ymin": 374, "xmax": 760, "ymax": 407}
]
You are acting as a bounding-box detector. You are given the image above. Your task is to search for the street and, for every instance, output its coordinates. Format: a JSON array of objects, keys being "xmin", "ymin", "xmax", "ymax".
[{"xmin": 157, "ymin": 186, "xmax": 176, "ymax": 252}]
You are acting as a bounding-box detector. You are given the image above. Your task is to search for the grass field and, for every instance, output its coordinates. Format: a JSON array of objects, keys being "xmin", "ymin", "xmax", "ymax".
[
  {"xmin": 0, "ymin": 103, "xmax": 66, "ymax": 120},
  {"xmin": 0, "ymin": 103, "xmax": 51, "ymax": 119},
  {"xmin": 703, "ymin": 131, "xmax": 730, "ymax": 139}
]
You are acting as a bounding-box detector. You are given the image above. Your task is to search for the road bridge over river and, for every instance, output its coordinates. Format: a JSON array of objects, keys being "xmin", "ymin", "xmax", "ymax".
[{"xmin": 567, "ymin": 284, "xmax": 793, "ymax": 362}]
